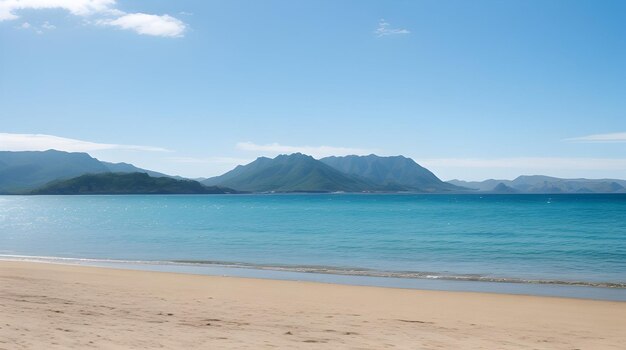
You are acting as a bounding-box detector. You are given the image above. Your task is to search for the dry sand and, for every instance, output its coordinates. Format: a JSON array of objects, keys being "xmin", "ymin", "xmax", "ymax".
[{"xmin": 0, "ymin": 261, "xmax": 624, "ymax": 349}]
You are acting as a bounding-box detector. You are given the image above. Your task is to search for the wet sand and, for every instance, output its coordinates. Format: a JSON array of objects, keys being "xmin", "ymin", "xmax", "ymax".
[{"xmin": 1, "ymin": 260, "xmax": 624, "ymax": 349}]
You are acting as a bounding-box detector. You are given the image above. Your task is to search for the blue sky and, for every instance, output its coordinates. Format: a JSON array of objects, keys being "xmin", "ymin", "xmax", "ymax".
[{"xmin": 1, "ymin": 0, "xmax": 625, "ymax": 180}]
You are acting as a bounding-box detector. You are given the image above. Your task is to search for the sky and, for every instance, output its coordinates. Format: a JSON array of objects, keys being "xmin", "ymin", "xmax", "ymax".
[{"xmin": 1, "ymin": 0, "xmax": 625, "ymax": 180}]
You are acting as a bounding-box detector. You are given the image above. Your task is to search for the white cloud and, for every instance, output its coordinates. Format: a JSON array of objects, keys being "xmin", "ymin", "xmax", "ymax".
[
  {"xmin": 99, "ymin": 13, "xmax": 185, "ymax": 38},
  {"xmin": 374, "ymin": 19, "xmax": 410, "ymax": 37},
  {"xmin": 19, "ymin": 21, "xmax": 29, "ymax": 28},
  {"xmin": 236, "ymin": 141, "xmax": 375, "ymax": 159},
  {"xmin": 0, "ymin": 0, "xmax": 116, "ymax": 21},
  {"xmin": 418, "ymin": 157, "xmax": 626, "ymax": 171},
  {"xmin": 0, "ymin": 133, "xmax": 171, "ymax": 153},
  {"xmin": 0, "ymin": 0, "xmax": 186, "ymax": 37},
  {"xmin": 565, "ymin": 132, "xmax": 626, "ymax": 143}
]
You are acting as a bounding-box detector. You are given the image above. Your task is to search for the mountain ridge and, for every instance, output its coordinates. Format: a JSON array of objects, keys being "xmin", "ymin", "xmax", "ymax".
[
  {"xmin": 32, "ymin": 172, "xmax": 235, "ymax": 195},
  {"xmin": 0, "ymin": 150, "xmax": 178, "ymax": 194},
  {"xmin": 2, "ymin": 150, "xmax": 625, "ymax": 194},
  {"xmin": 448, "ymin": 176, "xmax": 626, "ymax": 194},
  {"xmin": 320, "ymin": 154, "xmax": 462, "ymax": 192},
  {"xmin": 202, "ymin": 153, "xmax": 377, "ymax": 192}
]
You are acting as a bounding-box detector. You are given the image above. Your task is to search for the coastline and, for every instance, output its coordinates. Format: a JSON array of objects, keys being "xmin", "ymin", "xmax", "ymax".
[
  {"xmin": 1, "ymin": 260, "xmax": 625, "ymax": 349},
  {"xmin": 2, "ymin": 254, "xmax": 625, "ymax": 301}
]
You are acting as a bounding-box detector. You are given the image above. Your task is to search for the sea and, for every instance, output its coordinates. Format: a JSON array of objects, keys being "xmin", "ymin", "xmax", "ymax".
[{"xmin": 1, "ymin": 194, "xmax": 625, "ymax": 301}]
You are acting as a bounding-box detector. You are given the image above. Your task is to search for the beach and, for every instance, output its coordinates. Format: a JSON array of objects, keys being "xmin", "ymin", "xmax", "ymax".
[{"xmin": 1, "ymin": 261, "xmax": 624, "ymax": 349}]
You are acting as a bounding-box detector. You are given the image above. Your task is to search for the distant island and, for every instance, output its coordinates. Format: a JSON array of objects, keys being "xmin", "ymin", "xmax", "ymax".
[
  {"xmin": 0, "ymin": 150, "xmax": 175, "ymax": 194},
  {"xmin": 450, "ymin": 176, "xmax": 626, "ymax": 194},
  {"xmin": 1, "ymin": 150, "xmax": 625, "ymax": 194},
  {"xmin": 31, "ymin": 173, "xmax": 235, "ymax": 195}
]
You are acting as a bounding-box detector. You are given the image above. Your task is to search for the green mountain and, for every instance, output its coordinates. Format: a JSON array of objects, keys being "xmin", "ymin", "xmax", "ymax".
[
  {"xmin": 490, "ymin": 182, "xmax": 518, "ymax": 194},
  {"xmin": 9, "ymin": 150, "xmax": 623, "ymax": 195},
  {"xmin": 202, "ymin": 153, "xmax": 376, "ymax": 192},
  {"xmin": 0, "ymin": 150, "xmax": 176, "ymax": 194},
  {"xmin": 0, "ymin": 150, "xmax": 109, "ymax": 193},
  {"xmin": 320, "ymin": 154, "xmax": 462, "ymax": 192},
  {"xmin": 32, "ymin": 173, "xmax": 234, "ymax": 195},
  {"xmin": 100, "ymin": 161, "xmax": 178, "ymax": 179},
  {"xmin": 449, "ymin": 175, "xmax": 626, "ymax": 194}
]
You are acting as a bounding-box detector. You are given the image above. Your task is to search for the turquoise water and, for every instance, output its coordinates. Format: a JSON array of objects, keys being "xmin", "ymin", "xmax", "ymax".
[{"xmin": 1, "ymin": 194, "xmax": 625, "ymax": 292}]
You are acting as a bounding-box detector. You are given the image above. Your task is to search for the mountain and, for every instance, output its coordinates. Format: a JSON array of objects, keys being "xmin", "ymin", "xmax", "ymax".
[
  {"xmin": 449, "ymin": 176, "xmax": 626, "ymax": 194},
  {"xmin": 0, "ymin": 150, "xmax": 178, "ymax": 194},
  {"xmin": 490, "ymin": 182, "xmax": 518, "ymax": 194},
  {"xmin": 101, "ymin": 161, "xmax": 179, "ymax": 179},
  {"xmin": 8, "ymin": 150, "xmax": 624, "ymax": 195},
  {"xmin": 320, "ymin": 154, "xmax": 462, "ymax": 192},
  {"xmin": 0, "ymin": 150, "xmax": 110, "ymax": 193},
  {"xmin": 32, "ymin": 173, "xmax": 235, "ymax": 195},
  {"xmin": 202, "ymin": 153, "xmax": 377, "ymax": 192}
]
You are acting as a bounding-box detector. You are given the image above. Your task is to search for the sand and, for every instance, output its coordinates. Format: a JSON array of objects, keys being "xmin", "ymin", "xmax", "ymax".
[{"xmin": 0, "ymin": 261, "xmax": 624, "ymax": 349}]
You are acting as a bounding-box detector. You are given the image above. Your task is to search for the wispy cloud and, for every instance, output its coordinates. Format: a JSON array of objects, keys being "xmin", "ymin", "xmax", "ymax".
[
  {"xmin": 0, "ymin": 0, "xmax": 187, "ymax": 37},
  {"xmin": 374, "ymin": 19, "xmax": 410, "ymax": 37},
  {"xmin": 41, "ymin": 20, "xmax": 55, "ymax": 30},
  {"xmin": 0, "ymin": 133, "xmax": 171, "ymax": 153},
  {"xmin": 98, "ymin": 13, "xmax": 185, "ymax": 38},
  {"xmin": 17, "ymin": 20, "xmax": 55, "ymax": 34},
  {"xmin": 564, "ymin": 132, "xmax": 626, "ymax": 143},
  {"xmin": 236, "ymin": 142, "xmax": 375, "ymax": 159},
  {"xmin": 418, "ymin": 157, "xmax": 626, "ymax": 170}
]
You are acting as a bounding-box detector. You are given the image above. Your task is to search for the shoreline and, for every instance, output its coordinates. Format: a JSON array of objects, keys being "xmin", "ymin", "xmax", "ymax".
[
  {"xmin": 1, "ymin": 260, "xmax": 625, "ymax": 349},
  {"xmin": 1, "ymin": 254, "xmax": 625, "ymax": 302}
]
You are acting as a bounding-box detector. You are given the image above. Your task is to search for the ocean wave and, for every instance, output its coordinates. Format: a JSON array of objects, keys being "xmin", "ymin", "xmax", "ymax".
[{"xmin": 1, "ymin": 254, "xmax": 624, "ymax": 289}]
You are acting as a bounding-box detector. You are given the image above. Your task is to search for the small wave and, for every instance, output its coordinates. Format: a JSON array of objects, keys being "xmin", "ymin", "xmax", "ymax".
[{"xmin": 1, "ymin": 254, "xmax": 624, "ymax": 289}]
